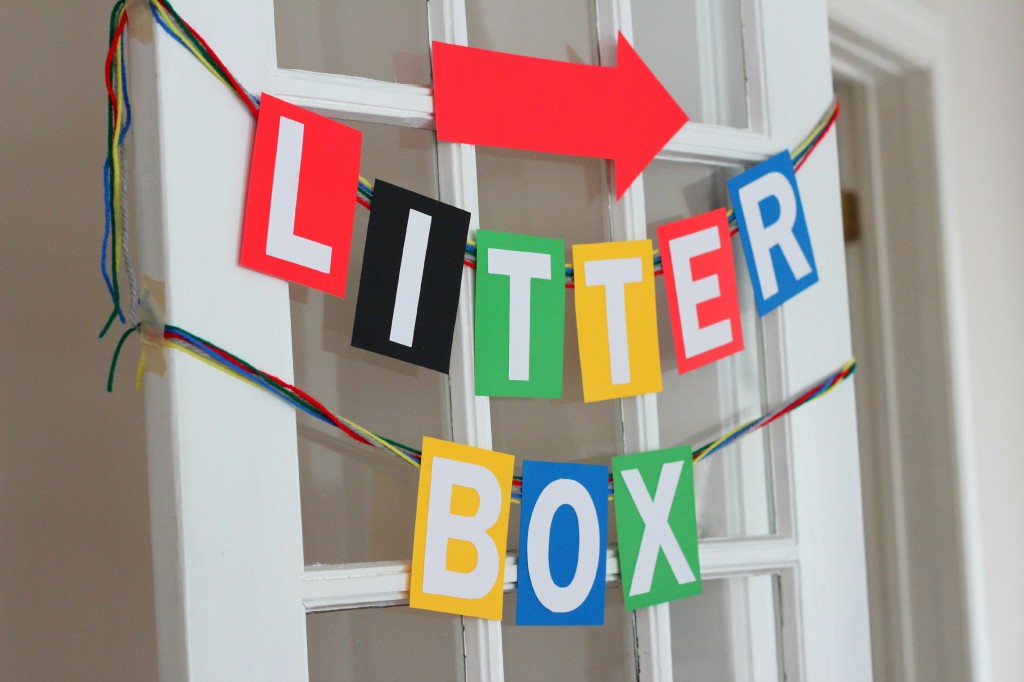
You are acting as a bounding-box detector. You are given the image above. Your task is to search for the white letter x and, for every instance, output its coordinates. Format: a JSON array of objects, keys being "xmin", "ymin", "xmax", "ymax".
[{"xmin": 621, "ymin": 461, "xmax": 695, "ymax": 597}]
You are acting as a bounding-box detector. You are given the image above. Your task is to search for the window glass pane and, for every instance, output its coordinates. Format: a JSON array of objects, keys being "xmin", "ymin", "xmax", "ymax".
[
  {"xmin": 307, "ymin": 607, "xmax": 465, "ymax": 681},
  {"xmin": 293, "ymin": 121, "xmax": 447, "ymax": 565},
  {"xmin": 643, "ymin": 160, "xmax": 773, "ymax": 539},
  {"xmin": 632, "ymin": 0, "xmax": 749, "ymax": 128},
  {"xmin": 467, "ymin": 0, "xmax": 599, "ymax": 64},
  {"xmin": 502, "ymin": 587, "xmax": 636, "ymax": 681},
  {"xmin": 670, "ymin": 575, "xmax": 783, "ymax": 681},
  {"xmin": 475, "ymin": 149, "xmax": 622, "ymax": 551},
  {"xmin": 274, "ymin": 0, "xmax": 432, "ymax": 85}
]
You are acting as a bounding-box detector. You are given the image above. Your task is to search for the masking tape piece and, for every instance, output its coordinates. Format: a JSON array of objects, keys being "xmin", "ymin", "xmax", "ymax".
[
  {"xmin": 140, "ymin": 276, "xmax": 167, "ymax": 378},
  {"xmin": 127, "ymin": 0, "xmax": 154, "ymax": 44}
]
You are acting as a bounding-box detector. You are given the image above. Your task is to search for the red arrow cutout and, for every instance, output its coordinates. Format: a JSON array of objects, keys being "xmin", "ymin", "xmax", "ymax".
[{"xmin": 432, "ymin": 33, "xmax": 688, "ymax": 200}]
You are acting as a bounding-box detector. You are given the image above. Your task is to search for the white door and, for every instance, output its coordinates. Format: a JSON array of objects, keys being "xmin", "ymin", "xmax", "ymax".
[{"xmin": 129, "ymin": 0, "xmax": 870, "ymax": 679}]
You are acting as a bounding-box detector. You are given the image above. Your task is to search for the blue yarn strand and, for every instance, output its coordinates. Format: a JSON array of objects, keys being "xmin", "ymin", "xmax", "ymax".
[
  {"xmin": 118, "ymin": 41, "xmax": 132, "ymax": 143},
  {"xmin": 149, "ymin": 3, "xmax": 191, "ymax": 52},
  {"xmin": 100, "ymin": 159, "xmax": 121, "ymax": 318}
]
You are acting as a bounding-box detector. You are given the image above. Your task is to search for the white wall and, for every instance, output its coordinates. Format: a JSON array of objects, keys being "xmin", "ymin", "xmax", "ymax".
[{"xmin": 936, "ymin": 1, "xmax": 1024, "ymax": 679}]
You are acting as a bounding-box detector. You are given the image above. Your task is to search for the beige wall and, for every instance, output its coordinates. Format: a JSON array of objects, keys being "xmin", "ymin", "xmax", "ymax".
[
  {"xmin": 0, "ymin": 1, "xmax": 1020, "ymax": 680},
  {"xmin": 0, "ymin": 2, "xmax": 156, "ymax": 679},
  {"xmin": 936, "ymin": 1, "xmax": 1024, "ymax": 679}
]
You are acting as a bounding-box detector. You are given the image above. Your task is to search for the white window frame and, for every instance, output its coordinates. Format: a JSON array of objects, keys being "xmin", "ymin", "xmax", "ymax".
[{"xmin": 129, "ymin": 0, "xmax": 870, "ymax": 680}]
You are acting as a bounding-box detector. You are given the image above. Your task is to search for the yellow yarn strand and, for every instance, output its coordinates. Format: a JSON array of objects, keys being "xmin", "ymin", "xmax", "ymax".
[
  {"xmin": 110, "ymin": 28, "xmax": 126, "ymax": 276},
  {"xmin": 152, "ymin": 3, "xmax": 234, "ymax": 91},
  {"xmin": 791, "ymin": 99, "xmax": 838, "ymax": 161},
  {"xmin": 163, "ymin": 338, "xmax": 420, "ymax": 468}
]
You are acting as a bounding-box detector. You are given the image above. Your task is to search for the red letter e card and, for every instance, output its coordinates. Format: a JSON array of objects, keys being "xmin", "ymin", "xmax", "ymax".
[{"xmin": 657, "ymin": 209, "xmax": 744, "ymax": 374}]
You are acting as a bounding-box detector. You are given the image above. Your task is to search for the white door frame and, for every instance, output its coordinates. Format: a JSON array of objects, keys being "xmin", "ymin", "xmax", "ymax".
[
  {"xmin": 128, "ymin": 1, "xmax": 309, "ymax": 678},
  {"xmin": 828, "ymin": 1, "xmax": 991, "ymax": 680}
]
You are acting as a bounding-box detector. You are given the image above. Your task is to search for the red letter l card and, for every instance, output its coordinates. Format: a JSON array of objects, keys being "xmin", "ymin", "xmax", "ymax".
[{"xmin": 240, "ymin": 94, "xmax": 362, "ymax": 298}]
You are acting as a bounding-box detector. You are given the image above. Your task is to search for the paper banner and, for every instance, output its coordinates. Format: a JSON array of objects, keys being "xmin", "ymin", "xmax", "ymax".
[
  {"xmin": 516, "ymin": 461, "xmax": 609, "ymax": 626},
  {"xmin": 410, "ymin": 437, "xmax": 514, "ymax": 621},
  {"xmin": 350, "ymin": 181, "xmax": 471, "ymax": 373},
  {"xmin": 475, "ymin": 230, "xmax": 566, "ymax": 398},
  {"xmin": 657, "ymin": 208, "xmax": 744, "ymax": 374},
  {"xmin": 612, "ymin": 447, "xmax": 701, "ymax": 610},
  {"xmin": 573, "ymin": 240, "xmax": 662, "ymax": 402},
  {"xmin": 239, "ymin": 94, "xmax": 362, "ymax": 297},
  {"xmin": 727, "ymin": 151, "xmax": 819, "ymax": 316}
]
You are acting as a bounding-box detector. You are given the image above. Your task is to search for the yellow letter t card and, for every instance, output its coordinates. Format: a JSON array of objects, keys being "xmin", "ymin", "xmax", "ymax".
[{"xmin": 573, "ymin": 240, "xmax": 662, "ymax": 402}]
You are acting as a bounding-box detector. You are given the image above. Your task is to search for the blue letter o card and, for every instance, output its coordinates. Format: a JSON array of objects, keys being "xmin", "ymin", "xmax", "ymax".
[
  {"xmin": 516, "ymin": 461, "xmax": 609, "ymax": 625},
  {"xmin": 612, "ymin": 448, "xmax": 701, "ymax": 610}
]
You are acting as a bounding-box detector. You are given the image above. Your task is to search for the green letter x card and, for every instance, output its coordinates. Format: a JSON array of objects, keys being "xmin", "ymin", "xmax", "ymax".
[{"xmin": 612, "ymin": 447, "xmax": 702, "ymax": 610}]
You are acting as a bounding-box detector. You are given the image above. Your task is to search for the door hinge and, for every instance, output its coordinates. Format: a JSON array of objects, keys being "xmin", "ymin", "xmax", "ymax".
[{"xmin": 842, "ymin": 191, "xmax": 861, "ymax": 243}]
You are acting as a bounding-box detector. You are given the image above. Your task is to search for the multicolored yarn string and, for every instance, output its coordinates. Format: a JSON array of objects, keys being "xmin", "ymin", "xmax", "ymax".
[
  {"xmin": 148, "ymin": 0, "xmax": 260, "ymax": 115},
  {"xmin": 793, "ymin": 99, "xmax": 841, "ymax": 172},
  {"xmin": 100, "ymin": 0, "xmax": 374, "ymax": 334},
  {"xmin": 692, "ymin": 357, "xmax": 855, "ymax": 463},
  {"xmin": 100, "ymin": 1, "xmax": 130, "ymax": 336},
  {"xmin": 459, "ymin": 98, "xmax": 841, "ymax": 288},
  {"xmin": 159, "ymin": 325, "xmax": 423, "ymax": 468},
  {"xmin": 108, "ymin": 322, "xmax": 854, "ymax": 502},
  {"xmin": 101, "ymin": 0, "xmax": 841, "ymax": 328},
  {"xmin": 146, "ymin": 0, "xmax": 378, "ymax": 198},
  {"xmin": 513, "ymin": 358, "xmax": 856, "ymax": 499}
]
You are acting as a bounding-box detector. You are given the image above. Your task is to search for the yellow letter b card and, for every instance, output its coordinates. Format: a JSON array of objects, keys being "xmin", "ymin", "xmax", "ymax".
[
  {"xmin": 410, "ymin": 437, "xmax": 514, "ymax": 620},
  {"xmin": 573, "ymin": 240, "xmax": 662, "ymax": 402}
]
